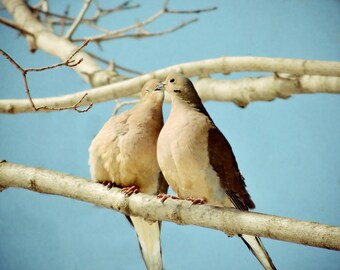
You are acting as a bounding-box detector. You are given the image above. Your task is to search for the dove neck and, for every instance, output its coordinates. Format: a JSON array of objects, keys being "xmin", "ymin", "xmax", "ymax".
[
  {"xmin": 171, "ymin": 95, "xmax": 213, "ymax": 121},
  {"xmin": 134, "ymin": 98, "xmax": 163, "ymax": 124}
]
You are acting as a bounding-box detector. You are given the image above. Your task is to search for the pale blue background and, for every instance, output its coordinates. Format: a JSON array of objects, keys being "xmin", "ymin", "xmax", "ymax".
[{"xmin": 1, "ymin": 1, "xmax": 340, "ymax": 269}]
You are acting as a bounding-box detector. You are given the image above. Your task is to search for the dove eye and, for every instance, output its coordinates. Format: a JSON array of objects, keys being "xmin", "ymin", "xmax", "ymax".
[{"xmin": 169, "ymin": 78, "xmax": 175, "ymax": 83}]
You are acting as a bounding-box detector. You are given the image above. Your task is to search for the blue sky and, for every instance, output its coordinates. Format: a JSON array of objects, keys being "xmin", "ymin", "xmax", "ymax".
[{"xmin": 0, "ymin": 1, "xmax": 339, "ymax": 269}]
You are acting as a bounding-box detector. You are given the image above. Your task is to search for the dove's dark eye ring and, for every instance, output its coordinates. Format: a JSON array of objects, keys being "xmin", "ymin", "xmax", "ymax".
[
  {"xmin": 174, "ymin": 89, "xmax": 181, "ymax": 93},
  {"xmin": 170, "ymin": 78, "xmax": 175, "ymax": 83}
]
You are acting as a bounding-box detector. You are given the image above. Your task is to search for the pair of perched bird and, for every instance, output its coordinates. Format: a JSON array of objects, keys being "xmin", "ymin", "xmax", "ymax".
[{"xmin": 89, "ymin": 74, "xmax": 276, "ymax": 270}]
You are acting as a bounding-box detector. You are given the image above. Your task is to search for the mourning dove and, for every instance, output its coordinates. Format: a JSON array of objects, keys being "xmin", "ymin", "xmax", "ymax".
[
  {"xmin": 89, "ymin": 79, "xmax": 167, "ymax": 270},
  {"xmin": 157, "ymin": 73, "xmax": 276, "ymax": 270}
]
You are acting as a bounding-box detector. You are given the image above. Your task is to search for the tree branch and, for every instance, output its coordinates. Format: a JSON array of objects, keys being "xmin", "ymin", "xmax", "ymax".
[
  {"xmin": 64, "ymin": 0, "xmax": 92, "ymax": 40},
  {"xmin": 164, "ymin": 4, "xmax": 217, "ymax": 14},
  {"xmin": 1, "ymin": 57, "xmax": 339, "ymax": 113},
  {"xmin": 0, "ymin": 41, "xmax": 92, "ymax": 112},
  {"xmin": 107, "ymin": 18, "xmax": 199, "ymax": 40},
  {"xmin": 0, "ymin": 16, "xmax": 35, "ymax": 37},
  {"xmin": 1, "ymin": 0, "xmax": 216, "ymax": 86},
  {"xmin": 84, "ymin": 50, "xmax": 143, "ymax": 75},
  {"xmin": 112, "ymin": 99, "xmax": 139, "ymax": 115},
  {"xmin": 29, "ymin": 1, "xmax": 140, "ymax": 27},
  {"xmin": 72, "ymin": 0, "xmax": 215, "ymax": 42},
  {"xmin": 0, "ymin": 161, "xmax": 339, "ymax": 251},
  {"xmin": 1, "ymin": 0, "xmax": 121, "ymax": 86},
  {"xmin": 195, "ymin": 74, "xmax": 340, "ymax": 107}
]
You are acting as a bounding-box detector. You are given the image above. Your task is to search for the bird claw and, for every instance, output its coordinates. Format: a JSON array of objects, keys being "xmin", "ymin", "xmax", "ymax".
[
  {"xmin": 186, "ymin": 197, "xmax": 207, "ymax": 205},
  {"xmin": 122, "ymin": 185, "xmax": 139, "ymax": 196},
  {"xmin": 157, "ymin": 194, "xmax": 180, "ymax": 203},
  {"xmin": 98, "ymin": 180, "xmax": 114, "ymax": 190}
]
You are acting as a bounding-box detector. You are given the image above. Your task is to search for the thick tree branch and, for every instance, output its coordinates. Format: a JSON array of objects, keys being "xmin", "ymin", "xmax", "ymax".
[
  {"xmin": 1, "ymin": 0, "xmax": 121, "ymax": 86},
  {"xmin": 0, "ymin": 161, "xmax": 339, "ymax": 251},
  {"xmin": 1, "ymin": 0, "xmax": 215, "ymax": 86},
  {"xmin": 0, "ymin": 57, "xmax": 339, "ymax": 113},
  {"xmin": 195, "ymin": 74, "xmax": 340, "ymax": 107}
]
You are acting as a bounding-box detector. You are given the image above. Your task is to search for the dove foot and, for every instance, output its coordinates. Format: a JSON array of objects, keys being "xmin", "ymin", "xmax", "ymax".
[
  {"xmin": 157, "ymin": 194, "xmax": 180, "ymax": 203},
  {"xmin": 122, "ymin": 185, "xmax": 139, "ymax": 196},
  {"xmin": 186, "ymin": 197, "xmax": 207, "ymax": 205},
  {"xmin": 98, "ymin": 180, "xmax": 115, "ymax": 190}
]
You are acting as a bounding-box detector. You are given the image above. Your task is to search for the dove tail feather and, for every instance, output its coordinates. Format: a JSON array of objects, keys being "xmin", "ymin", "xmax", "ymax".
[
  {"xmin": 241, "ymin": 234, "xmax": 276, "ymax": 270},
  {"xmin": 130, "ymin": 216, "xmax": 163, "ymax": 270}
]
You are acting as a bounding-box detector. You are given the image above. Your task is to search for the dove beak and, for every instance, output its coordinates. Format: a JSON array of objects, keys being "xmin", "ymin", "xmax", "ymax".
[{"xmin": 155, "ymin": 83, "xmax": 165, "ymax": 91}]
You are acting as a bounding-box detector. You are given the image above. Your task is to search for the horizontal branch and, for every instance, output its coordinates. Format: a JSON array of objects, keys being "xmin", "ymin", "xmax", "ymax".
[
  {"xmin": 195, "ymin": 74, "xmax": 340, "ymax": 107},
  {"xmin": 0, "ymin": 161, "xmax": 339, "ymax": 251},
  {"xmin": 1, "ymin": 57, "xmax": 340, "ymax": 113}
]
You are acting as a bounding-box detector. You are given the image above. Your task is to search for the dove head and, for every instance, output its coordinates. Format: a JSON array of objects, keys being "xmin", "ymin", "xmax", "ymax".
[
  {"xmin": 163, "ymin": 73, "xmax": 202, "ymax": 106},
  {"xmin": 140, "ymin": 79, "xmax": 165, "ymax": 103}
]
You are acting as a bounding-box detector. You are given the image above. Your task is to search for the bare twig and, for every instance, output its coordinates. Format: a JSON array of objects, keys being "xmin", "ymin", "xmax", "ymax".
[
  {"xmin": 0, "ymin": 16, "xmax": 34, "ymax": 37},
  {"xmin": 165, "ymin": 5, "xmax": 217, "ymax": 14},
  {"xmin": 64, "ymin": 0, "xmax": 92, "ymax": 39},
  {"xmin": 114, "ymin": 18, "xmax": 198, "ymax": 40},
  {"xmin": 72, "ymin": 0, "xmax": 214, "ymax": 42},
  {"xmin": 2, "ymin": 0, "xmax": 109, "ymax": 85},
  {"xmin": 0, "ymin": 49, "xmax": 36, "ymax": 110},
  {"xmin": 2, "ymin": 0, "xmax": 214, "ymax": 86},
  {"xmin": 37, "ymin": 93, "xmax": 93, "ymax": 113},
  {"xmin": 0, "ymin": 40, "xmax": 91, "ymax": 112},
  {"xmin": 58, "ymin": 5, "xmax": 70, "ymax": 35},
  {"xmin": 112, "ymin": 99, "xmax": 139, "ymax": 115},
  {"xmin": 90, "ymin": 0, "xmax": 140, "ymax": 23},
  {"xmin": 73, "ymin": 6, "xmax": 165, "ymax": 42},
  {"xmin": 39, "ymin": 0, "xmax": 51, "ymax": 25},
  {"xmin": 28, "ymin": 1, "xmax": 140, "ymax": 27},
  {"xmin": 74, "ymin": 17, "xmax": 198, "ymax": 42},
  {"xmin": 85, "ymin": 22, "xmax": 111, "ymax": 34},
  {"xmin": 26, "ymin": 39, "xmax": 89, "ymax": 72},
  {"xmin": 85, "ymin": 51, "xmax": 143, "ymax": 75}
]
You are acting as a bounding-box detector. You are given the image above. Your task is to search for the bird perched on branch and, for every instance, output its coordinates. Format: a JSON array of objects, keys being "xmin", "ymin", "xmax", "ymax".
[
  {"xmin": 89, "ymin": 79, "xmax": 167, "ymax": 270},
  {"xmin": 157, "ymin": 73, "xmax": 276, "ymax": 270}
]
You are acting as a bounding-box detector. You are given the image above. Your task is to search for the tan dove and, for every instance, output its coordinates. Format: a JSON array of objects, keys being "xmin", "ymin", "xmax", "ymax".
[
  {"xmin": 89, "ymin": 79, "xmax": 167, "ymax": 270},
  {"xmin": 157, "ymin": 73, "xmax": 276, "ymax": 270}
]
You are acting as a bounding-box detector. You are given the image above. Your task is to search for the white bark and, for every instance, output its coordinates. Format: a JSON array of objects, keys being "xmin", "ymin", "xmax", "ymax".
[
  {"xmin": 0, "ymin": 161, "xmax": 339, "ymax": 251},
  {"xmin": 64, "ymin": 0, "xmax": 92, "ymax": 40},
  {"xmin": 1, "ymin": 70, "xmax": 339, "ymax": 113},
  {"xmin": 195, "ymin": 74, "xmax": 340, "ymax": 107},
  {"xmin": 1, "ymin": 0, "xmax": 118, "ymax": 86},
  {"xmin": 1, "ymin": 0, "xmax": 340, "ymax": 113}
]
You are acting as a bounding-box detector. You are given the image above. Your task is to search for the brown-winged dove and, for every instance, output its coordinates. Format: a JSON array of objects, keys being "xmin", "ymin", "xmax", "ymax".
[
  {"xmin": 89, "ymin": 79, "xmax": 167, "ymax": 270},
  {"xmin": 157, "ymin": 73, "xmax": 276, "ymax": 270}
]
